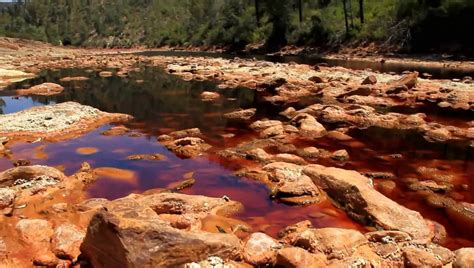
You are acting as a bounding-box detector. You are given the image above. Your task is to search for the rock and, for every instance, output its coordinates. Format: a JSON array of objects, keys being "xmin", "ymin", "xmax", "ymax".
[
  {"xmin": 33, "ymin": 253, "xmax": 59, "ymax": 267},
  {"xmin": 338, "ymin": 86, "xmax": 372, "ymax": 98},
  {"xmin": 0, "ymin": 165, "xmax": 66, "ymax": 187},
  {"xmin": 330, "ymin": 150, "xmax": 349, "ymax": 161},
  {"xmin": 16, "ymin": 82, "xmax": 64, "ymax": 96},
  {"xmin": 303, "ymin": 165, "xmax": 431, "ymax": 241},
  {"xmin": 292, "ymin": 228, "xmax": 367, "ymax": 259},
  {"xmin": 453, "ymin": 248, "xmax": 474, "ymax": 268},
  {"xmin": 272, "ymin": 154, "xmax": 307, "ymax": 165},
  {"xmin": 260, "ymin": 125, "xmax": 284, "ymax": 138},
  {"xmin": 280, "ymin": 107, "xmax": 297, "ymax": 119},
  {"xmin": 138, "ymin": 193, "xmax": 242, "ymax": 216},
  {"xmin": 250, "ymin": 120, "xmax": 282, "ymax": 131},
  {"xmin": 298, "ymin": 147, "xmax": 320, "ymax": 159},
  {"xmin": 223, "ymin": 108, "xmax": 256, "ymax": 121},
  {"xmin": 164, "ymin": 137, "xmax": 212, "ymax": 158},
  {"xmin": 291, "ymin": 113, "xmax": 326, "ymax": 139},
  {"xmin": 127, "ymin": 153, "xmax": 166, "ymax": 161},
  {"xmin": 393, "ymin": 72, "xmax": 418, "ymax": 90},
  {"xmin": 200, "ymin": 91, "xmax": 221, "ymax": 101},
  {"xmin": 0, "ymin": 102, "xmax": 132, "ymax": 141},
  {"xmin": 76, "ymin": 198, "xmax": 110, "ymax": 212},
  {"xmin": 362, "ymin": 75, "xmax": 377, "ymax": 85},
  {"xmin": 0, "ymin": 188, "xmax": 15, "ymax": 209},
  {"xmin": 278, "ymin": 220, "xmax": 313, "ymax": 242},
  {"xmin": 402, "ymin": 247, "xmax": 443, "ymax": 267},
  {"xmin": 308, "ymin": 76, "xmax": 325, "ymax": 84},
  {"xmin": 16, "ymin": 219, "xmax": 54, "ymax": 249},
  {"xmin": 101, "ymin": 125, "xmax": 130, "ymax": 136},
  {"xmin": 258, "ymin": 77, "xmax": 287, "ymax": 91},
  {"xmin": 52, "ymin": 224, "xmax": 85, "ymax": 260},
  {"xmin": 243, "ymin": 232, "xmax": 279, "ymax": 265},
  {"xmin": 276, "ymin": 247, "xmax": 326, "ymax": 268},
  {"xmin": 59, "ymin": 76, "xmax": 89, "ymax": 82},
  {"xmin": 365, "ymin": 230, "xmax": 411, "ymax": 243},
  {"xmin": 80, "ymin": 198, "xmax": 242, "ymax": 267},
  {"xmin": 424, "ymin": 127, "xmax": 451, "ymax": 142},
  {"xmin": 99, "ymin": 71, "xmax": 113, "ymax": 77},
  {"xmin": 169, "ymin": 128, "xmax": 202, "ymax": 139}
]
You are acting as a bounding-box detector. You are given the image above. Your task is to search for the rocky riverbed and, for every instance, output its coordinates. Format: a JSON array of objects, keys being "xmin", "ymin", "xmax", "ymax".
[{"xmin": 0, "ymin": 37, "xmax": 473, "ymax": 267}]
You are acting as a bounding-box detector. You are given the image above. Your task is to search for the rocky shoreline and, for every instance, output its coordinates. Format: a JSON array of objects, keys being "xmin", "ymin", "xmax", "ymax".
[{"xmin": 0, "ymin": 38, "xmax": 473, "ymax": 267}]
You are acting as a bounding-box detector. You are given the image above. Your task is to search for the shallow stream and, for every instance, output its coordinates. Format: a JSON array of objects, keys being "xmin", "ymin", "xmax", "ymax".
[{"xmin": 1, "ymin": 62, "xmax": 472, "ymax": 249}]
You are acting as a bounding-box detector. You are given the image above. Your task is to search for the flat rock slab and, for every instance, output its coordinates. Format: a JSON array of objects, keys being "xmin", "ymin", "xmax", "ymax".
[
  {"xmin": 0, "ymin": 101, "xmax": 132, "ymax": 141},
  {"xmin": 16, "ymin": 82, "xmax": 64, "ymax": 96},
  {"xmin": 303, "ymin": 164, "xmax": 432, "ymax": 241}
]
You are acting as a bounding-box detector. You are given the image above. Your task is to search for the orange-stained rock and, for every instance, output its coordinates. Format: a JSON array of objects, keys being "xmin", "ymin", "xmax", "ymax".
[
  {"xmin": 454, "ymin": 248, "xmax": 474, "ymax": 268},
  {"xmin": 292, "ymin": 228, "xmax": 367, "ymax": 259},
  {"xmin": 52, "ymin": 224, "xmax": 85, "ymax": 260},
  {"xmin": 0, "ymin": 102, "xmax": 132, "ymax": 141},
  {"xmin": 16, "ymin": 82, "xmax": 64, "ymax": 96},
  {"xmin": 303, "ymin": 165, "xmax": 432, "ymax": 241},
  {"xmin": 276, "ymin": 247, "xmax": 327, "ymax": 268},
  {"xmin": 80, "ymin": 193, "xmax": 243, "ymax": 267},
  {"xmin": 243, "ymin": 232, "xmax": 279, "ymax": 265}
]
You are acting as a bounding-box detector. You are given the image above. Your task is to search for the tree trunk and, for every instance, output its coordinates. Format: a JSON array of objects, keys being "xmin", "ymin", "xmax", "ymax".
[
  {"xmin": 342, "ymin": 0, "xmax": 349, "ymax": 35},
  {"xmin": 359, "ymin": 0, "xmax": 364, "ymax": 24},
  {"xmin": 298, "ymin": 0, "xmax": 303, "ymax": 23},
  {"xmin": 348, "ymin": 0, "xmax": 354, "ymax": 28},
  {"xmin": 255, "ymin": 0, "xmax": 260, "ymax": 27}
]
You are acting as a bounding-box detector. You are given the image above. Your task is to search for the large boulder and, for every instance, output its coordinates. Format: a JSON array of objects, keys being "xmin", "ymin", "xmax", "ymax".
[
  {"xmin": 243, "ymin": 232, "xmax": 279, "ymax": 265},
  {"xmin": 303, "ymin": 165, "xmax": 431, "ymax": 241},
  {"xmin": 52, "ymin": 224, "xmax": 85, "ymax": 260},
  {"xmin": 80, "ymin": 193, "xmax": 243, "ymax": 267},
  {"xmin": 454, "ymin": 248, "xmax": 474, "ymax": 268}
]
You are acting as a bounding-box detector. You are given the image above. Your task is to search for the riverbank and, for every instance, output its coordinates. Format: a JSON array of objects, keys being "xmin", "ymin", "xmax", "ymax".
[{"xmin": 0, "ymin": 37, "xmax": 473, "ymax": 267}]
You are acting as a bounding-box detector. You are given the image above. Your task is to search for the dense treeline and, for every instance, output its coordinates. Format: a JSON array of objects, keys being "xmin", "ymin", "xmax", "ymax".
[{"xmin": 0, "ymin": 0, "xmax": 473, "ymax": 54}]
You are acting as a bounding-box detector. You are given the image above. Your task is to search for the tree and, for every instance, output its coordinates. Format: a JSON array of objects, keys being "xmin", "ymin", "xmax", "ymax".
[
  {"xmin": 297, "ymin": 0, "xmax": 303, "ymax": 23},
  {"xmin": 264, "ymin": 0, "xmax": 290, "ymax": 49},
  {"xmin": 359, "ymin": 0, "xmax": 364, "ymax": 24},
  {"xmin": 342, "ymin": 0, "xmax": 349, "ymax": 35},
  {"xmin": 254, "ymin": 0, "xmax": 260, "ymax": 26}
]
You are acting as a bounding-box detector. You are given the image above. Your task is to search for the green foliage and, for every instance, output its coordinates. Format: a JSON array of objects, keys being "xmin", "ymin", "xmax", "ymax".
[{"xmin": 0, "ymin": 0, "xmax": 472, "ymax": 53}]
